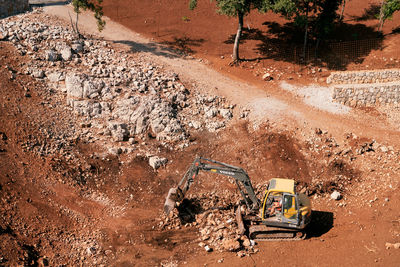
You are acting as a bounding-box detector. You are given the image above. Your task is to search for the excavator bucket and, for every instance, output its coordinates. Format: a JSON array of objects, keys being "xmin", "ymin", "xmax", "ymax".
[{"xmin": 164, "ymin": 187, "xmax": 183, "ymax": 215}]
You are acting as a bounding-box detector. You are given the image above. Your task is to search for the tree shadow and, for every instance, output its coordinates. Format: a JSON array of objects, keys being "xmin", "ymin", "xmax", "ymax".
[
  {"xmin": 318, "ymin": 23, "xmax": 383, "ymax": 69},
  {"xmin": 113, "ymin": 40, "xmax": 184, "ymax": 59},
  {"xmin": 306, "ymin": 210, "xmax": 334, "ymax": 238},
  {"xmin": 347, "ymin": 3, "xmax": 380, "ymax": 22},
  {"xmin": 227, "ymin": 20, "xmax": 383, "ymax": 70},
  {"xmin": 161, "ymin": 37, "xmax": 205, "ymax": 54},
  {"xmin": 391, "ymin": 26, "xmax": 400, "ymax": 35}
]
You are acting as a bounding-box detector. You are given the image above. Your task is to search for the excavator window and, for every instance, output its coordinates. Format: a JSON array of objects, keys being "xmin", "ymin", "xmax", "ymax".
[
  {"xmin": 283, "ymin": 194, "xmax": 297, "ymax": 220},
  {"xmin": 263, "ymin": 193, "xmax": 283, "ymax": 218}
]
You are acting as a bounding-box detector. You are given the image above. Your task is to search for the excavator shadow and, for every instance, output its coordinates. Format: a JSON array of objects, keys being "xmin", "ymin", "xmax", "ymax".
[
  {"xmin": 306, "ymin": 210, "xmax": 334, "ymax": 238},
  {"xmin": 176, "ymin": 198, "xmax": 234, "ymax": 224},
  {"xmin": 176, "ymin": 198, "xmax": 203, "ymax": 224}
]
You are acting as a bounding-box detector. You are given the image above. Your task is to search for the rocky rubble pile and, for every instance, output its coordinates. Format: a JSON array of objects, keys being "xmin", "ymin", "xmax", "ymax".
[
  {"xmin": 302, "ymin": 127, "xmax": 400, "ymax": 209},
  {"xmin": 0, "ymin": 10, "xmax": 235, "ymax": 155},
  {"xmin": 157, "ymin": 185, "xmax": 267, "ymax": 257}
]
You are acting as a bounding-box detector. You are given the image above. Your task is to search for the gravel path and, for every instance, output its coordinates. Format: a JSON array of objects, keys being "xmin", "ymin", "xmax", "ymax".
[{"xmin": 280, "ymin": 81, "xmax": 351, "ymax": 115}]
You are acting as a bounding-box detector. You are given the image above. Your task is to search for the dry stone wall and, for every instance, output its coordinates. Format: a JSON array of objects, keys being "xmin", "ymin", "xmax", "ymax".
[
  {"xmin": 327, "ymin": 69, "xmax": 400, "ymax": 84},
  {"xmin": 333, "ymin": 82, "xmax": 400, "ymax": 107},
  {"xmin": 0, "ymin": 0, "xmax": 29, "ymax": 18},
  {"xmin": 329, "ymin": 69, "xmax": 400, "ymax": 107}
]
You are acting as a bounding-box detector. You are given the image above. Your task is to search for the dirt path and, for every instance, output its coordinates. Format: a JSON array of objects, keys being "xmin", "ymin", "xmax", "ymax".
[{"xmin": 42, "ymin": 4, "xmax": 400, "ymax": 148}]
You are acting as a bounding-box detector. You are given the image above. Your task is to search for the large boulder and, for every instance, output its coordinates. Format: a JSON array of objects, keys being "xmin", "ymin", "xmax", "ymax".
[
  {"xmin": 83, "ymin": 80, "xmax": 103, "ymax": 99},
  {"xmin": 108, "ymin": 123, "xmax": 129, "ymax": 142},
  {"xmin": 222, "ymin": 238, "xmax": 240, "ymax": 252},
  {"xmin": 31, "ymin": 69, "xmax": 45, "ymax": 78},
  {"xmin": 0, "ymin": 0, "xmax": 29, "ymax": 18},
  {"xmin": 70, "ymin": 100, "xmax": 102, "ymax": 117},
  {"xmin": 47, "ymin": 72, "xmax": 64, "ymax": 83},
  {"xmin": 219, "ymin": 109, "xmax": 233, "ymax": 119},
  {"xmin": 71, "ymin": 42, "xmax": 83, "ymax": 53},
  {"xmin": 330, "ymin": 190, "xmax": 341, "ymax": 200},
  {"xmin": 205, "ymin": 107, "xmax": 218, "ymax": 118},
  {"xmin": 65, "ymin": 73, "xmax": 86, "ymax": 98},
  {"xmin": 45, "ymin": 49, "xmax": 59, "ymax": 61},
  {"xmin": 148, "ymin": 156, "xmax": 168, "ymax": 169},
  {"xmin": 60, "ymin": 46, "xmax": 72, "ymax": 61},
  {"xmin": 127, "ymin": 100, "xmax": 154, "ymax": 135}
]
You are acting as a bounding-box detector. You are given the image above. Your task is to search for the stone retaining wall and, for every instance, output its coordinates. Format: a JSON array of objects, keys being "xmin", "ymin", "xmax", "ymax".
[
  {"xmin": 333, "ymin": 82, "xmax": 400, "ymax": 107},
  {"xmin": 0, "ymin": 0, "xmax": 29, "ymax": 18},
  {"xmin": 327, "ymin": 69, "xmax": 400, "ymax": 84},
  {"xmin": 329, "ymin": 69, "xmax": 400, "ymax": 107}
]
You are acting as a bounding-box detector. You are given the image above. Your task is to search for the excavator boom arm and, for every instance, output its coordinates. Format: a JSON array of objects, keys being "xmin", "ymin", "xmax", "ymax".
[{"xmin": 164, "ymin": 157, "xmax": 260, "ymax": 215}]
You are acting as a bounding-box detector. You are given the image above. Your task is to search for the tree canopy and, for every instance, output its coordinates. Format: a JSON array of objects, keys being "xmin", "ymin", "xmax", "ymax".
[
  {"xmin": 267, "ymin": 0, "xmax": 341, "ymax": 38},
  {"xmin": 190, "ymin": 0, "xmax": 270, "ymax": 16},
  {"xmin": 379, "ymin": 0, "xmax": 400, "ymax": 31}
]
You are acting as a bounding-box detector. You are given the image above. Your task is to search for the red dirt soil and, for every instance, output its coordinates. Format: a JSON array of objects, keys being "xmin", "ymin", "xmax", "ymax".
[
  {"xmin": 1, "ymin": 39, "xmax": 399, "ymax": 265},
  {"xmin": 1, "ymin": 1, "xmax": 400, "ymax": 266},
  {"xmin": 102, "ymin": 0, "xmax": 400, "ymax": 86}
]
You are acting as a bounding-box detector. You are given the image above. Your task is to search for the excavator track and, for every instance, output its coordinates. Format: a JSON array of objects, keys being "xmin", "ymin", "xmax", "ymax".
[{"xmin": 248, "ymin": 225, "xmax": 306, "ymax": 241}]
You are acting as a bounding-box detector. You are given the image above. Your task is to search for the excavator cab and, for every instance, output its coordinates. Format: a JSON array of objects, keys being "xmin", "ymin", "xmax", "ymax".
[{"xmin": 260, "ymin": 178, "xmax": 311, "ymax": 229}]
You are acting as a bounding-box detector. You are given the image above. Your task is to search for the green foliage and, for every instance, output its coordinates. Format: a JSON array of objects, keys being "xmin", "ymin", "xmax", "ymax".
[
  {"xmin": 72, "ymin": 0, "xmax": 106, "ymax": 31},
  {"xmin": 268, "ymin": 0, "xmax": 341, "ymax": 39},
  {"xmin": 268, "ymin": 0, "xmax": 298, "ymax": 18},
  {"xmin": 189, "ymin": 0, "xmax": 271, "ymax": 16},
  {"xmin": 189, "ymin": 0, "xmax": 198, "ymax": 10},
  {"xmin": 314, "ymin": 0, "xmax": 341, "ymax": 38},
  {"xmin": 381, "ymin": 0, "xmax": 400, "ymax": 21},
  {"xmin": 294, "ymin": 14, "xmax": 307, "ymax": 28}
]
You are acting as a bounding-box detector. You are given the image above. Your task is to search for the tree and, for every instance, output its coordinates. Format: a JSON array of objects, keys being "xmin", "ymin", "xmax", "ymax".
[
  {"xmin": 70, "ymin": 0, "xmax": 106, "ymax": 38},
  {"xmin": 314, "ymin": 0, "xmax": 341, "ymax": 43},
  {"xmin": 267, "ymin": 0, "xmax": 315, "ymax": 58},
  {"xmin": 267, "ymin": 0, "xmax": 341, "ymax": 58},
  {"xmin": 378, "ymin": 0, "xmax": 400, "ymax": 31},
  {"xmin": 189, "ymin": 0, "xmax": 271, "ymax": 62}
]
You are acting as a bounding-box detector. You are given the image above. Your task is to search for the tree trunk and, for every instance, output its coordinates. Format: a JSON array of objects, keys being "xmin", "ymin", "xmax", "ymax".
[
  {"xmin": 75, "ymin": 11, "xmax": 80, "ymax": 37},
  {"xmin": 302, "ymin": 5, "xmax": 309, "ymax": 60},
  {"xmin": 315, "ymin": 38, "xmax": 320, "ymax": 60},
  {"xmin": 340, "ymin": 0, "xmax": 346, "ymax": 20},
  {"xmin": 233, "ymin": 11, "xmax": 244, "ymax": 62},
  {"xmin": 378, "ymin": 0, "xmax": 385, "ymax": 31},
  {"xmin": 68, "ymin": 11, "xmax": 77, "ymax": 34}
]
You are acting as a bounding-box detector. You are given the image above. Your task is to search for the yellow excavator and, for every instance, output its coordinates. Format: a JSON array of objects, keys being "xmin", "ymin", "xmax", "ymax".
[{"xmin": 164, "ymin": 157, "xmax": 312, "ymax": 241}]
